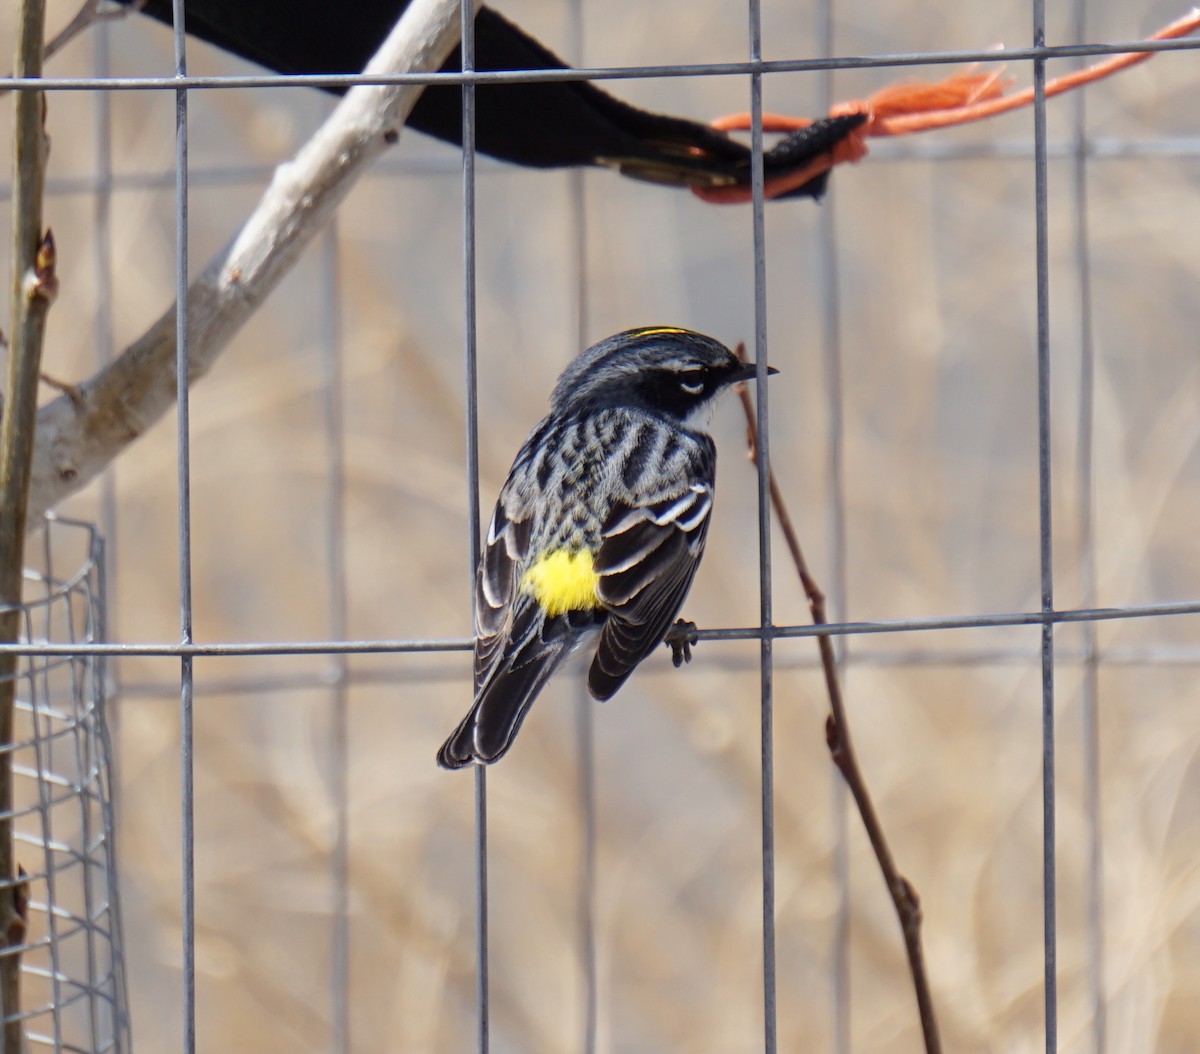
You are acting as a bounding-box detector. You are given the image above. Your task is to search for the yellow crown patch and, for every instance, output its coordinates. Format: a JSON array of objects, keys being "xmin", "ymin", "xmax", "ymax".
[{"xmin": 632, "ymin": 326, "xmax": 688, "ymax": 338}]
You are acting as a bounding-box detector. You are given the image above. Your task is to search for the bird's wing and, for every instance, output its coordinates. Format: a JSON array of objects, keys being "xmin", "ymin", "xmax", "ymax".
[
  {"xmin": 588, "ymin": 482, "xmax": 712, "ymax": 700},
  {"xmin": 440, "ymin": 482, "xmax": 600, "ymax": 768},
  {"xmin": 438, "ymin": 595, "xmax": 589, "ymax": 768},
  {"xmin": 473, "ymin": 497, "xmax": 534, "ymax": 689}
]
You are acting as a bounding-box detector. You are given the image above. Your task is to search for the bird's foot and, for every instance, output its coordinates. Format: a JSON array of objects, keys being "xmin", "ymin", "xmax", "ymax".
[{"xmin": 664, "ymin": 619, "xmax": 698, "ymax": 668}]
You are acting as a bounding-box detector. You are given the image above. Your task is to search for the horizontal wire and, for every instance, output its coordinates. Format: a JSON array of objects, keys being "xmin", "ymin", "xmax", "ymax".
[
  {"xmin": 0, "ymin": 135, "xmax": 1194, "ymax": 207},
  {"xmin": 874, "ymin": 137, "xmax": 1200, "ymax": 160},
  {"xmin": 99, "ymin": 641, "xmax": 1200, "ymax": 699},
  {"xmin": 0, "ymin": 637, "xmax": 474, "ymax": 657},
  {"xmin": 2, "ymin": 32, "xmax": 1199, "ymax": 93},
  {"xmin": 0, "ymin": 155, "xmax": 507, "ymax": 201},
  {"xmin": 3, "ymin": 597, "xmax": 1200, "ymax": 656}
]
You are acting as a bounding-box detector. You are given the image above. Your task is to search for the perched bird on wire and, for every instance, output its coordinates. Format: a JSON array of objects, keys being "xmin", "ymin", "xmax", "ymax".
[{"xmin": 438, "ymin": 327, "xmax": 774, "ymax": 768}]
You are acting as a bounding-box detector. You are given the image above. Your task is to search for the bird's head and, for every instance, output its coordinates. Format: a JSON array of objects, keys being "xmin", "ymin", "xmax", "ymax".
[{"xmin": 550, "ymin": 326, "xmax": 776, "ymax": 428}]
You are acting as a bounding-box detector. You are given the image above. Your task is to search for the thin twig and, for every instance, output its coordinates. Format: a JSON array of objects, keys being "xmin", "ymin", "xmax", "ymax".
[
  {"xmin": 47, "ymin": 0, "xmax": 148, "ymax": 62},
  {"xmin": 733, "ymin": 343, "xmax": 942, "ymax": 1054},
  {"xmin": 0, "ymin": 0, "xmax": 147, "ymax": 99},
  {"xmin": 1, "ymin": 0, "xmax": 54, "ymax": 1042}
]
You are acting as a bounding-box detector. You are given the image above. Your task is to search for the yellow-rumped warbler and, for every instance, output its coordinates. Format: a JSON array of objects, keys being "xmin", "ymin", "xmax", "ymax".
[{"xmin": 438, "ymin": 326, "xmax": 774, "ymax": 768}]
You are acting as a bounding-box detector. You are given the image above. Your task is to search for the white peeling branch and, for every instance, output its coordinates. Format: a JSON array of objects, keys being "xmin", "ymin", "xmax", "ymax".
[{"xmin": 29, "ymin": 0, "xmax": 479, "ymax": 521}]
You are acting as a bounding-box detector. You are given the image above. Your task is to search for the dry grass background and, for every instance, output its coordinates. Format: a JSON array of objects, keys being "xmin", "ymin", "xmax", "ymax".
[{"xmin": 2, "ymin": 0, "xmax": 1199, "ymax": 1050}]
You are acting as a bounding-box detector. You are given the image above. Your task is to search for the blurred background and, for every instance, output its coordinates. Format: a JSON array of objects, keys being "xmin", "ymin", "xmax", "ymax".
[{"xmin": 1, "ymin": 0, "xmax": 1199, "ymax": 1050}]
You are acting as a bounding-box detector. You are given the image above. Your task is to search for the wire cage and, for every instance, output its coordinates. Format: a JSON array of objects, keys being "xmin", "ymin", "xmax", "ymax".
[
  {"xmin": 3, "ymin": 0, "xmax": 1200, "ymax": 1052},
  {"xmin": 4, "ymin": 517, "xmax": 127, "ymax": 1054}
]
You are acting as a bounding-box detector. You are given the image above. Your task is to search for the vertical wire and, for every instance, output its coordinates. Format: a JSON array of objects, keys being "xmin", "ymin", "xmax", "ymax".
[
  {"xmin": 813, "ymin": 3, "xmax": 852, "ymax": 1050},
  {"xmin": 58, "ymin": 526, "xmax": 103, "ymax": 1046},
  {"xmin": 460, "ymin": 3, "xmax": 488, "ymax": 1051},
  {"xmin": 573, "ymin": 682, "xmax": 597, "ymax": 1054},
  {"xmin": 570, "ymin": 667, "xmax": 597, "ymax": 1054},
  {"xmin": 12, "ymin": 607, "xmax": 36, "ymax": 1037},
  {"xmin": 90, "ymin": 25, "xmax": 132, "ymax": 1045},
  {"xmin": 1031, "ymin": 2, "xmax": 1058, "ymax": 1052},
  {"xmin": 813, "ymin": 0, "xmax": 847, "ymax": 650},
  {"xmin": 93, "ymin": 527, "xmax": 131, "ymax": 1046},
  {"xmin": 169, "ymin": 2, "xmax": 197, "ymax": 1052},
  {"xmin": 30, "ymin": 531, "xmax": 64, "ymax": 1049},
  {"xmin": 90, "ymin": 14, "xmax": 120, "ymax": 727},
  {"xmin": 1068, "ymin": 2, "xmax": 1105, "ymax": 1050},
  {"xmin": 565, "ymin": 4, "xmax": 598, "ymax": 1050},
  {"xmin": 746, "ymin": 1, "xmax": 777, "ymax": 1050},
  {"xmin": 319, "ymin": 222, "xmax": 351, "ymax": 1054}
]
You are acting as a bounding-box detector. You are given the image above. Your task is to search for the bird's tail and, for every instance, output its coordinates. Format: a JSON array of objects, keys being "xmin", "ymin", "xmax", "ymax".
[{"xmin": 437, "ymin": 645, "xmax": 573, "ymax": 769}]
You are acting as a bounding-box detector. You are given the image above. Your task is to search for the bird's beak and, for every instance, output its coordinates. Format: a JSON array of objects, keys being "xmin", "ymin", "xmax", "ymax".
[{"xmin": 730, "ymin": 362, "xmax": 780, "ymax": 384}]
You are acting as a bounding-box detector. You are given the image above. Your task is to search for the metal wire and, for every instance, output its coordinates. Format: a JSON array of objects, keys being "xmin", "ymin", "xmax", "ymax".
[
  {"xmin": 5, "ymin": 133, "xmax": 1200, "ymax": 208},
  {"xmin": 5, "ymin": 30, "xmax": 1200, "ymax": 92},
  {"xmin": 317, "ymin": 220, "xmax": 352, "ymax": 1054},
  {"xmin": 1030, "ymin": 2, "xmax": 1059, "ymax": 1049},
  {"xmin": 743, "ymin": 1, "xmax": 780, "ymax": 1048},
  {"xmin": 811, "ymin": 2, "xmax": 854, "ymax": 1047},
  {"xmin": 4, "ymin": 596, "xmax": 1200, "ymax": 659},
  {"xmin": 167, "ymin": 2, "xmax": 197, "ymax": 1052},
  {"xmin": 1069, "ymin": 4, "xmax": 1106, "ymax": 1051},
  {"xmin": 565, "ymin": 4, "xmax": 600, "ymax": 1049},
  {"xmin": 455, "ymin": 4, "xmax": 489, "ymax": 1050},
  {"xmin": 94, "ymin": 641, "xmax": 1200, "ymax": 708}
]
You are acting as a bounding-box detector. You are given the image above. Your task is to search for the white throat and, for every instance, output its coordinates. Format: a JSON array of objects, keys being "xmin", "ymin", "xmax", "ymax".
[{"xmin": 683, "ymin": 399, "xmax": 715, "ymax": 434}]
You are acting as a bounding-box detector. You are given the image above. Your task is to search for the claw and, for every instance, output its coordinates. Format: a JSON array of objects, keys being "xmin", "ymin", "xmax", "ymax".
[{"xmin": 664, "ymin": 619, "xmax": 698, "ymax": 668}]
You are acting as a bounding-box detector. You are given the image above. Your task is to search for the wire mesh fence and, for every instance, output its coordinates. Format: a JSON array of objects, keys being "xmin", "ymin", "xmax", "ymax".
[
  {"xmin": 1, "ymin": 0, "xmax": 1199, "ymax": 1051},
  {"xmin": 3, "ymin": 518, "xmax": 127, "ymax": 1053}
]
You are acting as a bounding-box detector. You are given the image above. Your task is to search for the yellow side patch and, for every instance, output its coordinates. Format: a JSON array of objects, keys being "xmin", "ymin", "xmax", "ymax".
[{"xmin": 521, "ymin": 550, "xmax": 601, "ymax": 617}]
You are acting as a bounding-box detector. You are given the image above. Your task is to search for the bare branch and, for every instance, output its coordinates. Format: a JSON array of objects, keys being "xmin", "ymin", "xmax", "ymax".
[
  {"xmin": 27, "ymin": 0, "xmax": 479, "ymax": 521},
  {"xmin": 1, "ymin": 0, "xmax": 52, "ymax": 1040},
  {"xmin": 733, "ymin": 343, "xmax": 943, "ymax": 1054}
]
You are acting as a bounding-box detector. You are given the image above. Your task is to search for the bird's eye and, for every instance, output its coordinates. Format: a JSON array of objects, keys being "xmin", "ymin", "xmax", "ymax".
[{"xmin": 677, "ymin": 369, "xmax": 705, "ymax": 395}]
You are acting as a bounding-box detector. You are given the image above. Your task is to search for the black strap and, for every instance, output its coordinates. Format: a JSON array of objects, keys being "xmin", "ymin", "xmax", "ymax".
[{"xmin": 117, "ymin": 0, "xmax": 862, "ymax": 200}]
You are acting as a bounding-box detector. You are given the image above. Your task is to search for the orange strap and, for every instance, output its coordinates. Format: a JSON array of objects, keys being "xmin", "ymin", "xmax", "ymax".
[{"xmin": 695, "ymin": 10, "xmax": 1200, "ymax": 203}]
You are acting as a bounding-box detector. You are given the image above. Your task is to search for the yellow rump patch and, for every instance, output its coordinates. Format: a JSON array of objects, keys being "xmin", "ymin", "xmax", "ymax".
[{"xmin": 521, "ymin": 550, "xmax": 601, "ymax": 617}]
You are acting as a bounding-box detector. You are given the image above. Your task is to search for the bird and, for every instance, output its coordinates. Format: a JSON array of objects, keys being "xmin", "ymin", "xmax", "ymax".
[{"xmin": 438, "ymin": 326, "xmax": 775, "ymax": 768}]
